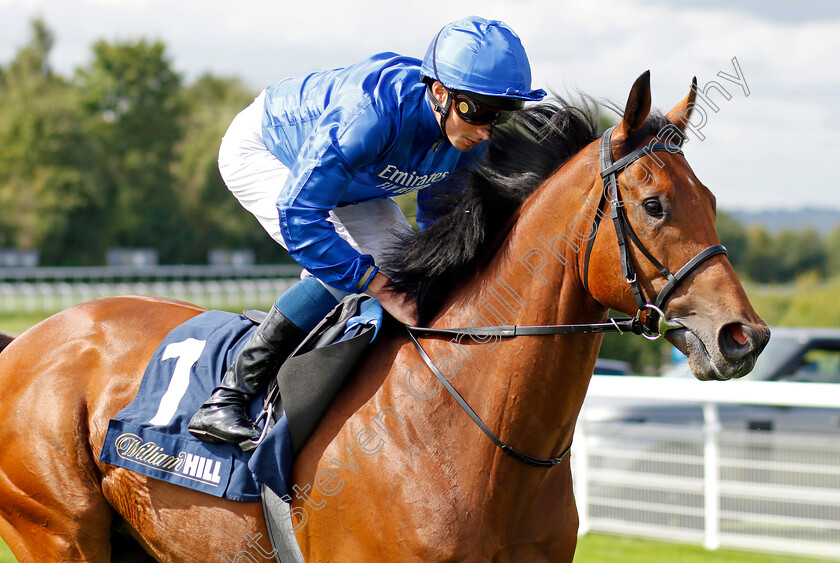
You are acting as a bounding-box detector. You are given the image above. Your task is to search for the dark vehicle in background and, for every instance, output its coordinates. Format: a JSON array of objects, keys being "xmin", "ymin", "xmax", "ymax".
[
  {"xmin": 583, "ymin": 328, "xmax": 840, "ymax": 434},
  {"xmin": 593, "ymin": 358, "xmax": 632, "ymax": 376}
]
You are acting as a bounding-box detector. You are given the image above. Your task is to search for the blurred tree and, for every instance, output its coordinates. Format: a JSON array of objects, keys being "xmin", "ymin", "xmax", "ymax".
[
  {"xmin": 715, "ymin": 210, "xmax": 748, "ymax": 270},
  {"xmin": 777, "ymin": 273, "xmax": 840, "ymax": 327},
  {"xmin": 827, "ymin": 224, "xmax": 840, "ymax": 277},
  {"xmin": 174, "ymin": 74, "xmax": 290, "ymax": 263},
  {"xmin": 743, "ymin": 225, "xmax": 778, "ymax": 282},
  {"xmin": 5, "ymin": 18, "xmax": 53, "ymax": 77},
  {"xmin": 775, "ymin": 228, "xmax": 827, "ymax": 280},
  {"xmin": 0, "ymin": 19, "xmax": 109, "ymax": 264},
  {"xmin": 741, "ymin": 226, "xmax": 827, "ymax": 283},
  {"xmin": 75, "ymin": 38, "xmax": 188, "ymax": 262}
]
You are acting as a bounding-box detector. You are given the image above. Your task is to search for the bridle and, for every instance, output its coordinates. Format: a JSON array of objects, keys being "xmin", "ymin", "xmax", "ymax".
[
  {"xmin": 583, "ymin": 126, "xmax": 728, "ymax": 337},
  {"xmin": 404, "ymin": 125, "xmax": 727, "ymax": 467}
]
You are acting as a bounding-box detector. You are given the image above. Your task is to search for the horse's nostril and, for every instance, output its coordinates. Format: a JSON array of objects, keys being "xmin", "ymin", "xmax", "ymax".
[
  {"xmin": 719, "ymin": 322, "xmax": 770, "ymax": 365},
  {"xmin": 719, "ymin": 322, "xmax": 757, "ymax": 361},
  {"xmin": 728, "ymin": 323, "xmax": 748, "ymax": 347}
]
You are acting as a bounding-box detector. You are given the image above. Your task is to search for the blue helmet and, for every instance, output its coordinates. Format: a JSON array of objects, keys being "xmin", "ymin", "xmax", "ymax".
[{"xmin": 420, "ymin": 16, "xmax": 546, "ymax": 105}]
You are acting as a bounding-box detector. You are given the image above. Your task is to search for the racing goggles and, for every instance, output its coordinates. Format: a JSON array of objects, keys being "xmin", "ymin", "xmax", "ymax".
[{"xmin": 451, "ymin": 91, "xmax": 514, "ymax": 125}]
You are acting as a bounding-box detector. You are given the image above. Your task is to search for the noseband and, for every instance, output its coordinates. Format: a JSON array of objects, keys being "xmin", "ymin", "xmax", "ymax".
[
  {"xmin": 583, "ymin": 126, "xmax": 727, "ymax": 337},
  {"xmin": 404, "ymin": 125, "xmax": 728, "ymax": 468}
]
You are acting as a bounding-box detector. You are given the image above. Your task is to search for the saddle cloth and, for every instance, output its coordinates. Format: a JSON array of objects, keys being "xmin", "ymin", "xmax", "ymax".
[{"xmin": 99, "ymin": 296, "xmax": 382, "ymax": 502}]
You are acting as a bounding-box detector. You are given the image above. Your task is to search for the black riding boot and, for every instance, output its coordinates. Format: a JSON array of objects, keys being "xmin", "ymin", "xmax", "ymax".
[{"xmin": 188, "ymin": 306, "xmax": 305, "ymax": 449}]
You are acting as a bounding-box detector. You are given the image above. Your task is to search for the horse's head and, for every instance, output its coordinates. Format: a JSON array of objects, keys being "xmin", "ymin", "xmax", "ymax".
[{"xmin": 583, "ymin": 71, "xmax": 769, "ymax": 381}]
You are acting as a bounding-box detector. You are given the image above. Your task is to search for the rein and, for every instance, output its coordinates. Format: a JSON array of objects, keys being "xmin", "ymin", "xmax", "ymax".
[
  {"xmin": 403, "ymin": 311, "xmax": 656, "ymax": 468},
  {"xmin": 405, "ymin": 126, "xmax": 727, "ymax": 468}
]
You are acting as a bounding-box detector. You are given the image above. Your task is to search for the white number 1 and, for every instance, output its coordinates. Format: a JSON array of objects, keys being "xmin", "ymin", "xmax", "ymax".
[{"xmin": 149, "ymin": 338, "xmax": 207, "ymax": 426}]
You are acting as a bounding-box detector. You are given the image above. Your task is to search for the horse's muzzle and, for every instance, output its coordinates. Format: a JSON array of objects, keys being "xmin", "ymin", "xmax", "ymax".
[{"xmin": 668, "ymin": 320, "xmax": 770, "ymax": 381}]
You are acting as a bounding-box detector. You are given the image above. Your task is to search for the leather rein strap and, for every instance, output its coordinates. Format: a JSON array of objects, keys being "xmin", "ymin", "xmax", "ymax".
[
  {"xmin": 404, "ymin": 328, "xmax": 570, "ymax": 467},
  {"xmin": 404, "ymin": 125, "xmax": 728, "ymax": 468},
  {"xmin": 403, "ymin": 317, "xmax": 646, "ymax": 468}
]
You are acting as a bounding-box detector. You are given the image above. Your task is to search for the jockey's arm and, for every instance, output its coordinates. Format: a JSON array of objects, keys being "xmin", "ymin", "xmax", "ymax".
[
  {"xmin": 276, "ymin": 115, "xmax": 418, "ymax": 325},
  {"xmin": 275, "ymin": 110, "xmax": 386, "ymax": 295}
]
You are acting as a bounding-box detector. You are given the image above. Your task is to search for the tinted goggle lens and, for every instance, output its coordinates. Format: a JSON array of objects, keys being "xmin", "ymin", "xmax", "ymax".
[{"xmin": 452, "ymin": 93, "xmax": 512, "ymax": 125}]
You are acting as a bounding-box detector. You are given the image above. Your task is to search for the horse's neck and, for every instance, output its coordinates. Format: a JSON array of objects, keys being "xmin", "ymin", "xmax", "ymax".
[{"xmin": 430, "ymin": 150, "xmax": 606, "ymax": 463}]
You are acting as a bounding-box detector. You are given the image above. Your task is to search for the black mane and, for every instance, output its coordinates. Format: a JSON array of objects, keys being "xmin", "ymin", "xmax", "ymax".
[
  {"xmin": 0, "ymin": 332, "xmax": 14, "ymax": 354},
  {"xmin": 381, "ymin": 96, "xmax": 669, "ymax": 325}
]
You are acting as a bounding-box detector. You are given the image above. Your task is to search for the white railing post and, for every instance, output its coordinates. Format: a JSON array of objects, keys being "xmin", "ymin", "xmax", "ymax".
[
  {"xmin": 703, "ymin": 401, "xmax": 721, "ymax": 550},
  {"xmin": 582, "ymin": 376, "xmax": 840, "ymax": 556},
  {"xmin": 574, "ymin": 415, "xmax": 591, "ymax": 536}
]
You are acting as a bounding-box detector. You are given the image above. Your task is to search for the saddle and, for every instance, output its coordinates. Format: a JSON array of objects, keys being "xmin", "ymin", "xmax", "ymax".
[
  {"xmin": 246, "ymin": 295, "xmax": 382, "ymax": 499},
  {"xmin": 261, "ymin": 294, "xmax": 381, "ymax": 454}
]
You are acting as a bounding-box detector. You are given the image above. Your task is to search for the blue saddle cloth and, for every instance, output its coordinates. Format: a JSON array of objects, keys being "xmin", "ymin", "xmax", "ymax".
[{"xmin": 99, "ymin": 300, "xmax": 383, "ymax": 502}]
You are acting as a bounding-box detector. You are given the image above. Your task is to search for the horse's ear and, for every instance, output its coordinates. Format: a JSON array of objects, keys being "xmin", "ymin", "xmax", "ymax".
[
  {"xmin": 666, "ymin": 76, "xmax": 698, "ymax": 133},
  {"xmin": 615, "ymin": 70, "xmax": 652, "ymax": 141}
]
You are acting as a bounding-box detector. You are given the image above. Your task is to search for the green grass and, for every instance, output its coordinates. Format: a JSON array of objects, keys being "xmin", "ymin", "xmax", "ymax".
[
  {"xmin": 574, "ymin": 533, "xmax": 833, "ymax": 562},
  {"xmin": 0, "ymin": 312, "xmax": 51, "ymax": 336},
  {"xmin": 0, "ymin": 539, "xmax": 15, "ymax": 563}
]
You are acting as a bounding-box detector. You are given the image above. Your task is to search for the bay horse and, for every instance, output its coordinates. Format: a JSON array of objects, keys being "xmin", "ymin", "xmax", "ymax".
[{"xmin": 0, "ymin": 72, "xmax": 768, "ymax": 562}]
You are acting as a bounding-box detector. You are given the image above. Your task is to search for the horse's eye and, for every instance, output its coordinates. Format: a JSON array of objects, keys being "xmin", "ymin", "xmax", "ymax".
[{"xmin": 643, "ymin": 198, "xmax": 664, "ymax": 217}]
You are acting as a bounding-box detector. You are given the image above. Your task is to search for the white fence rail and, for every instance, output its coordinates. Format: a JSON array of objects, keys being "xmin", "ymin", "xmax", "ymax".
[
  {"xmin": 574, "ymin": 376, "xmax": 840, "ymax": 559},
  {"xmin": 0, "ymin": 265, "xmax": 302, "ymax": 314}
]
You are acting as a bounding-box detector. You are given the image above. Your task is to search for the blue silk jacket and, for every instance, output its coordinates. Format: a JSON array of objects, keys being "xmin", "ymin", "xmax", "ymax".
[{"xmin": 261, "ymin": 52, "xmax": 484, "ymax": 293}]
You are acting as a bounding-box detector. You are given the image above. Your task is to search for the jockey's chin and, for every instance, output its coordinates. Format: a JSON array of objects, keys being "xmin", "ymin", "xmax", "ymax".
[{"xmin": 447, "ymin": 114, "xmax": 493, "ymax": 152}]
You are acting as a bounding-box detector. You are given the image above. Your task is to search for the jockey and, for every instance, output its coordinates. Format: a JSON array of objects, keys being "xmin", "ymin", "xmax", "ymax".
[{"xmin": 189, "ymin": 16, "xmax": 546, "ymax": 449}]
